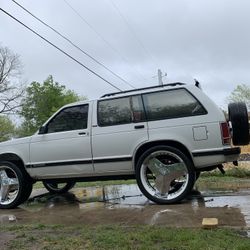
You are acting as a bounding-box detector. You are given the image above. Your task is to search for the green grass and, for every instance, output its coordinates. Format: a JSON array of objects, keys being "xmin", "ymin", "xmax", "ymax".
[
  {"xmin": 201, "ymin": 168, "xmax": 250, "ymax": 178},
  {"xmin": 1, "ymin": 224, "xmax": 249, "ymax": 250},
  {"xmin": 33, "ymin": 167, "xmax": 250, "ymax": 191},
  {"xmin": 33, "ymin": 179, "xmax": 136, "ymax": 189}
]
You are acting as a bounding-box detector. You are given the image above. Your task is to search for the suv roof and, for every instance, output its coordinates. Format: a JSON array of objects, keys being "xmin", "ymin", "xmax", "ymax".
[
  {"xmin": 63, "ymin": 82, "xmax": 187, "ymax": 108},
  {"xmin": 100, "ymin": 82, "xmax": 186, "ymax": 98}
]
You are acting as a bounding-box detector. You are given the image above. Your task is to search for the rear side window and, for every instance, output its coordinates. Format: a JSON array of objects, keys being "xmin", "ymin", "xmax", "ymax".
[
  {"xmin": 98, "ymin": 95, "xmax": 145, "ymax": 126},
  {"xmin": 47, "ymin": 105, "xmax": 89, "ymax": 133},
  {"xmin": 98, "ymin": 97, "xmax": 132, "ymax": 126},
  {"xmin": 142, "ymin": 89, "xmax": 206, "ymax": 121}
]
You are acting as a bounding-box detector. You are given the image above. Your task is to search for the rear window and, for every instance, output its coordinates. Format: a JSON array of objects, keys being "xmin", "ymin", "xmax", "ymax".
[
  {"xmin": 98, "ymin": 97, "xmax": 132, "ymax": 126},
  {"xmin": 142, "ymin": 89, "xmax": 206, "ymax": 121}
]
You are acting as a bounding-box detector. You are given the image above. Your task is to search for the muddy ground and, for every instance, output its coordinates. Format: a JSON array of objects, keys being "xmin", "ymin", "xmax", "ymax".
[
  {"xmin": 0, "ymin": 183, "xmax": 249, "ymax": 230},
  {"xmin": 0, "ymin": 181, "xmax": 250, "ymax": 249}
]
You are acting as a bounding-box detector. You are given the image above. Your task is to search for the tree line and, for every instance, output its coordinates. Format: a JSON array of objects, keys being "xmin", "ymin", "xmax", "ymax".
[
  {"xmin": 0, "ymin": 45, "xmax": 249, "ymax": 142},
  {"xmin": 0, "ymin": 46, "xmax": 82, "ymax": 141}
]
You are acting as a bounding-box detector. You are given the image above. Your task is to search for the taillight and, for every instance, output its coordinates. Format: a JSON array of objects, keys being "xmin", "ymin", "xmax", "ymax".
[{"xmin": 220, "ymin": 122, "xmax": 231, "ymax": 144}]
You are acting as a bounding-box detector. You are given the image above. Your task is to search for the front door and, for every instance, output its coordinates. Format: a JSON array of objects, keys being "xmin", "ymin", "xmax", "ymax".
[{"xmin": 28, "ymin": 103, "xmax": 93, "ymax": 178}]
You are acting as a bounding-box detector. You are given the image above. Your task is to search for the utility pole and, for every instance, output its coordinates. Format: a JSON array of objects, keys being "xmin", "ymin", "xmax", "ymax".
[
  {"xmin": 157, "ymin": 69, "xmax": 167, "ymax": 85},
  {"xmin": 158, "ymin": 69, "xmax": 163, "ymax": 85},
  {"xmin": 153, "ymin": 69, "xmax": 167, "ymax": 85}
]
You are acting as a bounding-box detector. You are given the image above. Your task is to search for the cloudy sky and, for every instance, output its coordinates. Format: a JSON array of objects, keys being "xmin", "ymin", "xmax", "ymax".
[{"xmin": 1, "ymin": 0, "xmax": 250, "ymax": 109}]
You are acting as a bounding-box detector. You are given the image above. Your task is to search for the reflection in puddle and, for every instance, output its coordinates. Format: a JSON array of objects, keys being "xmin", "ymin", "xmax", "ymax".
[
  {"xmin": 0, "ymin": 184, "xmax": 249, "ymax": 234},
  {"xmin": 205, "ymin": 194, "xmax": 250, "ymax": 229},
  {"xmin": 149, "ymin": 209, "xmax": 179, "ymax": 225}
]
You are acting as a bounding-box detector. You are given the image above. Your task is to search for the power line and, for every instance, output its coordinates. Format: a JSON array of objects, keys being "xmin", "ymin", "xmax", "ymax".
[
  {"xmin": 62, "ymin": 0, "xmax": 148, "ymax": 83},
  {"xmin": 109, "ymin": 0, "xmax": 157, "ymax": 70},
  {"xmin": 0, "ymin": 8, "xmax": 122, "ymax": 91},
  {"xmin": 11, "ymin": 0, "xmax": 135, "ymax": 90},
  {"xmin": 109, "ymin": 0, "xmax": 159, "ymax": 69}
]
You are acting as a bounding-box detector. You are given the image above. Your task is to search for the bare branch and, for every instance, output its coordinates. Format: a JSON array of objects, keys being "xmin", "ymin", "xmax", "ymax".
[{"xmin": 0, "ymin": 45, "xmax": 24, "ymax": 114}]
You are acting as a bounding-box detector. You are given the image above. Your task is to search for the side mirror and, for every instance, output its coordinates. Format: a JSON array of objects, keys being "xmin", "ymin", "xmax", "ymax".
[{"xmin": 38, "ymin": 126, "xmax": 47, "ymax": 134}]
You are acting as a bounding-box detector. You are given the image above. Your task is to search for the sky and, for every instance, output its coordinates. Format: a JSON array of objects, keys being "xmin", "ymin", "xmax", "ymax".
[{"xmin": 1, "ymin": 0, "xmax": 250, "ymax": 109}]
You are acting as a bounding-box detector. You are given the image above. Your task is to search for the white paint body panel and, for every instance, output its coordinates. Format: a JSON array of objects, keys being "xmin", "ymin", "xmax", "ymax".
[
  {"xmin": 91, "ymin": 100, "xmax": 148, "ymax": 173},
  {"xmin": 28, "ymin": 129, "xmax": 93, "ymax": 177},
  {"xmin": 0, "ymin": 84, "xmax": 240, "ymax": 180},
  {"xmin": 0, "ymin": 137, "xmax": 30, "ymax": 164},
  {"xmin": 28, "ymin": 101, "xmax": 94, "ymax": 178}
]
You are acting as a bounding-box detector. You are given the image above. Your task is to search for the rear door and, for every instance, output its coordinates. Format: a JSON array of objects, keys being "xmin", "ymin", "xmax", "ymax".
[{"xmin": 91, "ymin": 95, "xmax": 148, "ymax": 173}]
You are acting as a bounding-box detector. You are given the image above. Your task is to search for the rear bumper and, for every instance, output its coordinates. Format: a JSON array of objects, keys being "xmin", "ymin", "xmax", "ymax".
[
  {"xmin": 192, "ymin": 147, "xmax": 241, "ymax": 157},
  {"xmin": 192, "ymin": 147, "xmax": 241, "ymax": 169}
]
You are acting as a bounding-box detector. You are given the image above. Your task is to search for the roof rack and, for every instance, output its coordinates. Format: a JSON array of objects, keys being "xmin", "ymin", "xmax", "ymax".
[{"xmin": 100, "ymin": 82, "xmax": 185, "ymax": 98}]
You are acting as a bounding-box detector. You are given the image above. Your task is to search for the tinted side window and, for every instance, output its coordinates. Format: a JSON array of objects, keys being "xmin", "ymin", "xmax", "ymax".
[
  {"xmin": 143, "ymin": 89, "xmax": 206, "ymax": 121},
  {"xmin": 98, "ymin": 97, "xmax": 132, "ymax": 126},
  {"xmin": 47, "ymin": 105, "xmax": 88, "ymax": 133}
]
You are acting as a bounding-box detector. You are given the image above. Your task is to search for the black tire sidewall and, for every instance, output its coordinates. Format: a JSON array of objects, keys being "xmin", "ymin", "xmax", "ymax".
[
  {"xmin": 20, "ymin": 181, "xmax": 33, "ymax": 203},
  {"xmin": 43, "ymin": 181, "xmax": 75, "ymax": 194},
  {"xmin": 135, "ymin": 145, "xmax": 195, "ymax": 204},
  {"xmin": 228, "ymin": 102, "xmax": 249, "ymax": 145}
]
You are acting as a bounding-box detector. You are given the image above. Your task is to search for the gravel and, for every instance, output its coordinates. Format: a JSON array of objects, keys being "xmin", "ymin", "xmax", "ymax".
[{"xmin": 239, "ymin": 153, "xmax": 250, "ymax": 161}]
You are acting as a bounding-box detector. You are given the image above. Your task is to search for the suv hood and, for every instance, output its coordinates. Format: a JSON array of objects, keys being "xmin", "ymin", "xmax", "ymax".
[{"xmin": 0, "ymin": 136, "xmax": 31, "ymax": 147}]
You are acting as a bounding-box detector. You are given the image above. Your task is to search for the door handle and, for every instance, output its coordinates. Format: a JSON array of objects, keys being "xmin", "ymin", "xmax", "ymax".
[
  {"xmin": 134, "ymin": 125, "xmax": 145, "ymax": 129},
  {"xmin": 78, "ymin": 132, "xmax": 86, "ymax": 135}
]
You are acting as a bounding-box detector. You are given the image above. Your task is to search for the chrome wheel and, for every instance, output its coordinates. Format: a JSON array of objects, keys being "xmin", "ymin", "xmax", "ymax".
[
  {"xmin": 0, "ymin": 166, "xmax": 19, "ymax": 206},
  {"xmin": 136, "ymin": 146, "xmax": 195, "ymax": 204}
]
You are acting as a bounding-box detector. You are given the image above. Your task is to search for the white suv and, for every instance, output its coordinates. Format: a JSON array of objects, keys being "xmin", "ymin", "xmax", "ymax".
[{"xmin": 0, "ymin": 83, "xmax": 249, "ymax": 208}]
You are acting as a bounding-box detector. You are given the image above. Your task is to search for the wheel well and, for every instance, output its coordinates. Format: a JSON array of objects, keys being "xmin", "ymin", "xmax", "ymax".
[
  {"xmin": 0, "ymin": 153, "xmax": 32, "ymax": 180},
  {"xmin": 134, "ymin": 140, "xmax": 193, "ymax": 168}
]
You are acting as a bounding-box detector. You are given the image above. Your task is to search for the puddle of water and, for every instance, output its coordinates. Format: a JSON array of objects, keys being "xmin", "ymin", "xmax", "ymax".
[
  {"xmin": 72, "ymin": 185, "xmax": 148, "ymax": 206},
  {"xmin": 0, "ymin": 184, "xmax": 249, "ymax": 233},
  {"xmin": 204, "ymin": 195, "xmax": 250, "ymax": 229},
  {"xmin": 104, "ymin": 184, "xmax": 147, "ymax": 205}
]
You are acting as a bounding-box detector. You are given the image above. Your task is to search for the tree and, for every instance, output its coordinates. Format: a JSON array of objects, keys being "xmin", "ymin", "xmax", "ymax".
[
  {"xmin": 20, "ymin": 75, "xmax": 82, "ymax": 135},
  {"xmin": 0, "ymin": 46, "xmax": 24, "ymax": 114},
  {"xmin": 0, "ymin": 115, "xmax": 15, "ymax": 142},
  {"xmin": 228, "ymin": 84, "xmax": 250, "ymax": 109}
]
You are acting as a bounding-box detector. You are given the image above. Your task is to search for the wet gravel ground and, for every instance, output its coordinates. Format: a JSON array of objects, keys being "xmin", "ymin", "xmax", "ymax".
[
  {"xmin": 0, "ymin": 185, "xmax": 249, "ymax": 233},
  {"xmin": 239, "ymin": 153, "xmax": 250, "ymax": 161}
]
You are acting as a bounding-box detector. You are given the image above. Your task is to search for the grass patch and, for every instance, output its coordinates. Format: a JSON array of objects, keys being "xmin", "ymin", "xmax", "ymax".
[
  {"xmin": 33, "ymin": 167, "xmax": 250, "ymax": 190},
  {"xmin": 196, "ymin": 177, "xmax": 250, "ymax": 190},
  {"xmin": 33, "ymin": 179, "xmax": 136, "ymax": 189},
  {"xmin": 1, "ymin": 224, "xmax": 249, "ymax": 250},
  {"xmin": 201, "ymin": 167, "xmax": 250, "ymax": 178},
  {"xmin": 195, "ymin": 165, "xmax": 250, "ymax": 190}
]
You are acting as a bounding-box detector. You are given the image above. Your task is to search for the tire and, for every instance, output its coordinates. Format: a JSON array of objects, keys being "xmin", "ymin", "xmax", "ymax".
[
  {"xmin": 43, "ymin": 181, "xmax": 75, "ymax": 194},
  {"xmin": 228, "ymin": 102, "xmax": 249, "ymax": 145},
  {"xmin": 135, "ymin": 145, "xmax": 196, "ymax": 204},
  {"xmin": 195, "ymin": 171, "xmax": 200, "ymax": 181},
  {"xmin": 20, "ymin": 181, "xmax": 33, "ymax": 203},
  {"xmin": 0, "ymin": 161, "xmax": 32, "ymax": 209}
]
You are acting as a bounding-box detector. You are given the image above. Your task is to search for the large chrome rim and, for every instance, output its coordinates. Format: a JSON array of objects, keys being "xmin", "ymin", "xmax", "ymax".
[
  {"xmin": 0, "ymin": 166, "xmax": 19, "ymax": 205},
  {"xmin": 140, "ymin": 150, "xmax": 189, "ymax": 201}
]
